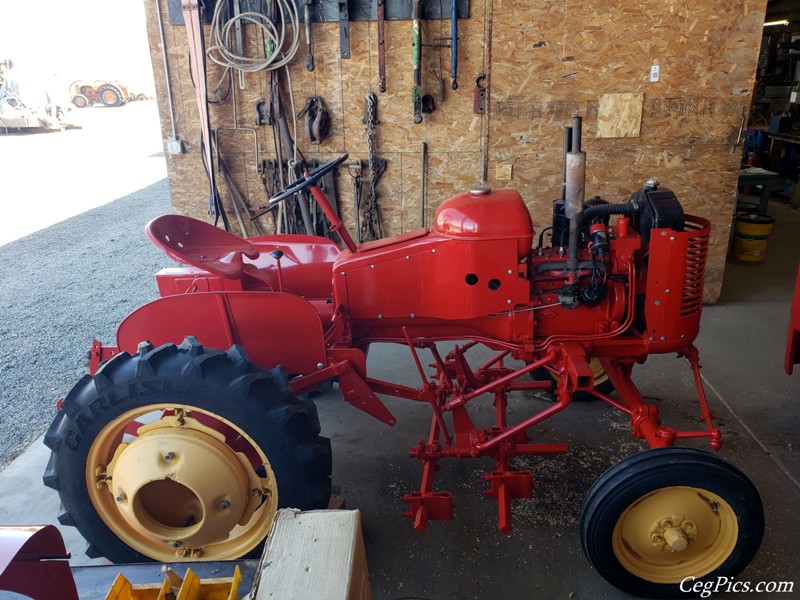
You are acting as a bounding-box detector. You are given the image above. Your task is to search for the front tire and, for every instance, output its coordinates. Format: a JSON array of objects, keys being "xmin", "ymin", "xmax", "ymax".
[
  {"xmin": 71, "ymin": 94, "xmax": 89, "ymax": 108},
  {"xmin": 43, "ymin": 338, "xmax": 331, "ymax": 563},
  {"xmin": 579, "ymin": 447, "xmax": 763, "ymax": 598}
]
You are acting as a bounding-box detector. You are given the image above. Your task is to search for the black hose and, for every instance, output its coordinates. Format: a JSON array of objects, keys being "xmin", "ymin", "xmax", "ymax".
[{"xmin": 581, "ymin": 201, "xmax": 640, "ymax": 223}]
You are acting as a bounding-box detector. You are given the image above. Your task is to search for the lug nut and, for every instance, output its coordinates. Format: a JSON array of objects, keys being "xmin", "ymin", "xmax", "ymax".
[
  {"xmin": 219, "ymin": 500, "xmax": 230, "ymax": 510},
  {"xmin": 164, "ymin": 452, "xmax": 175, "ymax": 462},
  {"xmin": 172, "ymin": 541, "xmax": 181, "ymax": 548},
  {"xmin": 116, "ymin": 491, "xmax": 127, "ymax": 503}
]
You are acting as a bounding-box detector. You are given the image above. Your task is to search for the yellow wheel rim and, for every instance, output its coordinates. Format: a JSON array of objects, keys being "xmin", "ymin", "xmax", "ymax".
[
  {"xmin": 102, "ymin": 90, "xmax": 117, "ymax": 104},
  {"xmin": 86, "ymin": 404, "xmax": 278, "ymax": 562},
  {"xmin": 613, "ymin": 486, "xmax": 738, "ymax": 583},
  {"xmin": 550, "ymin": 358, "xmax": 610, "ymax": 388}
]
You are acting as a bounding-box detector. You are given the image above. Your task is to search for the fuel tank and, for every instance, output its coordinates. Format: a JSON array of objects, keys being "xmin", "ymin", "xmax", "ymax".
[
  {"xmin": 434, "ymin": 187, "xmax": 534, "ymax": 259},
  {"xmin": 332, "ymin": 187, "xmax": 533, "ymax": 333}
]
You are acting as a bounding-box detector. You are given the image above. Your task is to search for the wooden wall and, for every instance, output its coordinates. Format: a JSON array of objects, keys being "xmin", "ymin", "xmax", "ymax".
[{"xmin": 142, "ymin": 0, "xmax": 768, "ymax": 302}]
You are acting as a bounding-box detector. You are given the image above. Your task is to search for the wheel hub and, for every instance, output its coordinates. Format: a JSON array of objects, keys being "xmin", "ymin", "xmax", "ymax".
[
  {"xmin": 613, "ymin": 486, "xmax": 739, "ymax": 583},
  {"xmin": 108, "ymin": 423, "xmax": 265, "ymax": 553},
  {"xmin": 650, "ymin": 518, "xmax": 695, "ymax": 552}
]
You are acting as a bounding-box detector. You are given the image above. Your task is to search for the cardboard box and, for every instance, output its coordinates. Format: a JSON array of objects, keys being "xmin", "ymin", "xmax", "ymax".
[{"xmin": 252, "ymin": 509, "xmax": 371, "ymax": 600}]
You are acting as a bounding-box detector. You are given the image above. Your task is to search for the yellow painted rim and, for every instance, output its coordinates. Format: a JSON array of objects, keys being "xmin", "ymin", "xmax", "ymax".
[
  {"xmin": 613, "ymin": 486, "xmax": 738, "ymax": 583},
  {"xmin": 102, "ymin": 90, "xmax": 117, "ymax": 103},
  {"xmin": 86, "ymin": 403, "xmax": 277, "ymax": 562}
]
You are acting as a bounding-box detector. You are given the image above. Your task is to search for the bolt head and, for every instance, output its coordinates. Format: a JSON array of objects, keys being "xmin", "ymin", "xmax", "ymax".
[
  {"xmin": 219, "ymin": 500, "xmax": 230, "ymax": 510},
  {"xmin": 316, "ymin": 362, "xmax": 324, "ymax": 370},
  {"xmin": 172, "ymin": 541, "xmax": 181, "ymax": 548},
  {"xmin": 116, "ymin": 492, "xmax": 126, "ymax": 503},
  {"xmin": 163, "ymin": 451, "xmax": 175, "ymax": 462}
]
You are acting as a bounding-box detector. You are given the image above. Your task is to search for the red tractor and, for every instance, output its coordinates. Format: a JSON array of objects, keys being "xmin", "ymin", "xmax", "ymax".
[
  {"xmin": 43, "ymin": 118, "xmax": 763, "ymax": 598},
  {"xmin": 69, "ymin": 80, "xmax": 129, "ymax": 108}
]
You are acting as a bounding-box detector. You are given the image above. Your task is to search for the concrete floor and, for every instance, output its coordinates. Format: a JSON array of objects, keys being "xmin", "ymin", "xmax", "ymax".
[{"xmin": 1, "ymin": 195, "xmax": 798, "ymax": 599}]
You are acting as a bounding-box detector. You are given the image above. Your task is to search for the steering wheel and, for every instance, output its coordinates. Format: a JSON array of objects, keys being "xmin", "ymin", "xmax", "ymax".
[{"xmin": 269, "ymin": 153, "xmax": 349, "ymax": 205}]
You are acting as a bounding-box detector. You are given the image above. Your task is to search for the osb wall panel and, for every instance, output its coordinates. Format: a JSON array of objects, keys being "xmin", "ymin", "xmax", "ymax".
[{"xmin": 143, "ymin": 0, "xmax": 767, "ymax": 302}]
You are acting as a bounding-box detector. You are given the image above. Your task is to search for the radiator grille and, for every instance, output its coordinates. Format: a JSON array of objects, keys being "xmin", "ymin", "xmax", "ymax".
[{"xmin": 680, "ymin": 221, "xmax": 710, "ymax": 317}]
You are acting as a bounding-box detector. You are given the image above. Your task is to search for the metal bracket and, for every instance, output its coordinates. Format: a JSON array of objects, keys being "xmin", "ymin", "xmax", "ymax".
[
  {"xmin": 473, "ymin": 73, "xmax": 487, "ymax": 114},
  {"xmin": 339, "ymin": 0, "xmax": 351, "ymax": 59},
  {"xmin": 402, "ymin": 491, "xmax": 454, "ymax": 532},
  {"xmin": 483, "ymin": 470, "xmax": 533, "ymax": 534}
]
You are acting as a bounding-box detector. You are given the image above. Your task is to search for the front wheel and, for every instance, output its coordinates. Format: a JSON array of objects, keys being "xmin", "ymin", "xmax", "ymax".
[
  {"xmin": 43, "ymin": 337, "xmax": 331, "ymax": 563},
  {"xmin": 579, "ymin": 447, "xmax": 763, "ymax": 598}
]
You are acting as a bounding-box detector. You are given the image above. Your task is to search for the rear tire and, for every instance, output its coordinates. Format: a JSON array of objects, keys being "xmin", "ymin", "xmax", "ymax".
[
  {"xmin": 43, "ymin": 337, "xmax": 331, "ymax": 563},
  {"xmin": 98, "ymin": 85, "xmax": 123, "ymax": 107},
  {"xmin": 580, "ymin": 448, "xmax": 763, "ymax": 598}
]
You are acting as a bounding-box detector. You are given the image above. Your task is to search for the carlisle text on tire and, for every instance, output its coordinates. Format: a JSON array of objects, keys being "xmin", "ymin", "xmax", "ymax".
[{"xmin": 42, "ymin": 338, "xmax": 331, "ymax": 563}]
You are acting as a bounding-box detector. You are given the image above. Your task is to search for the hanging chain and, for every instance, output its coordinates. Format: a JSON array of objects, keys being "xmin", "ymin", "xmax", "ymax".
[{"xmin": 361, "ymin": 92, "xmax": 383, "ymax": 242}]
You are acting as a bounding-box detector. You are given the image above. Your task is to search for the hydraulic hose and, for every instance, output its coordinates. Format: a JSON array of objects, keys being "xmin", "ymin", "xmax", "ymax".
[{"xmin": 581, "ymin": 201, "xmax": 640, "ymax": 223}]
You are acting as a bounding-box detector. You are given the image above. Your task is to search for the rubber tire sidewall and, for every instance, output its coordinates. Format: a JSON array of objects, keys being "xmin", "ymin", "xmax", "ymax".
[
  {"xmin": 580, "ymin": 448, "xmax": 764, "ymax": 599},
  {"xmin": 47, "ymin": 346, "xmax": 330, "ymax": 563},
  {"xmin": 98, "ymin": 86, "xmax": 122, "ymax": 107}
]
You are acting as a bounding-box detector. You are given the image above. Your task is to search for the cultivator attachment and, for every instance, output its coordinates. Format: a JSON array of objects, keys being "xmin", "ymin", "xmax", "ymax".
[{"xmin": 397, "ymin": 336, "xmax": 725, "ymax": 534}]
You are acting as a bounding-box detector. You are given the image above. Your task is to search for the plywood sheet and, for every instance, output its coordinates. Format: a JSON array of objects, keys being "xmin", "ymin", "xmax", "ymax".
[
  {"xmin": 143, "ymin": 0, "xmax": 768, "ymax": 301},
  {"xmin": 596, "ymin": 93, "xmax": 643, "ymax": 138}
]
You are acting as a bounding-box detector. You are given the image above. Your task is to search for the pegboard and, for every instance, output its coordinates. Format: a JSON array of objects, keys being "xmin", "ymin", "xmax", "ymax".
[{"xmin": 168, "ymin": 0, "xmax": 470, "ymax": 25}]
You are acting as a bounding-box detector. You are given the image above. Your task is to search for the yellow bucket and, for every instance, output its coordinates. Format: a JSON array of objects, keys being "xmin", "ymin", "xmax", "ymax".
[{"xmin": 733, "ymin": 214, "xmax": 774, "ymax": 262}]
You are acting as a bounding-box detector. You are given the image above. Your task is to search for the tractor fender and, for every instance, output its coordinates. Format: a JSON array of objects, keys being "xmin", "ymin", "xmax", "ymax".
[{"xmin": 116, "ymin": 291, "xmax": 326, "ymax": 375}]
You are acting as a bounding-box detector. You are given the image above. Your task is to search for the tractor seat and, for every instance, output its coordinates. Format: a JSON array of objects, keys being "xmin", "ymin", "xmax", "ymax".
[{"xmin": 146, "ymin": 214, "xmax": 260, "ymax": 280}]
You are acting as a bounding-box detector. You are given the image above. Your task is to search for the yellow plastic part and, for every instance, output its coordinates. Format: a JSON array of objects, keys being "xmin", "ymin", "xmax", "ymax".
[
  {"xmin": 612, "ymin": 485, "xmax": 738, "ymax": 584},
  {"xmin": 105, "ymin": 565, "xmax": 242, "ymax": 600},
  {"xmin": 88, "ymin": 404, "xmax": 277, "ymax": 562}
]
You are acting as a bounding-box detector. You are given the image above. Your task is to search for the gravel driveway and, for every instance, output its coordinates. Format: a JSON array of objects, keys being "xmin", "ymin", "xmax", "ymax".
[{"xmin": 0, "ymin": 103, "xmax": 172, "ymax": 469}]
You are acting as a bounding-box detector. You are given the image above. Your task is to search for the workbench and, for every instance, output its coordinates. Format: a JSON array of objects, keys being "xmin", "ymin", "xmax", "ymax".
[{"xmin": 738, "ymin": 166, "xmax": 783, "ymax": 214}]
